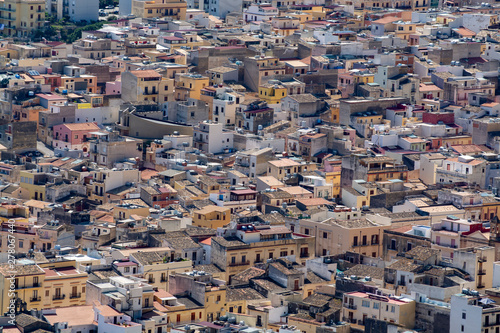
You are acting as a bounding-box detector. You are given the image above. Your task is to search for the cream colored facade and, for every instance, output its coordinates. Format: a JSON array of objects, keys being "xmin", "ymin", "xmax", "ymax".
[
  {"xmin": 0, "ymin": 261, "xmax": 87, "ymax": 315},
  {"xmin": 132, "ymin": 0, "xmax": 187, "ymax": 20},
  {"xmin": 267, "ymin": 159, "xmax": 303, "ymax": 181},
  {"xmin": 300, "ymin": 217, "xmax": 389, "ymax": 258},
  {"xmin": 211, "ymin": 228, "xmax": 316, "ymax": 282},
  {"xmin": 0, "ymin": 0, "xmax": 45, "ymax": 38},
  {"xmin": 343, "ymin": 291, "xmax": 415, "ymax": 328},
  {"xmin": 192, "ymin": 206, "xmax": 230, "ymax": 229}
]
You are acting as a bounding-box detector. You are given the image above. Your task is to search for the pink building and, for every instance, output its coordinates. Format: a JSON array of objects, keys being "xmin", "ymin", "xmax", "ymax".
[
  {"xmin": 106, "ymin": 80, "xmax": 121, "ymax": 95},
  {"xmin": 52, "ymin": 122, "xmax": 100, "ymax": 152}
]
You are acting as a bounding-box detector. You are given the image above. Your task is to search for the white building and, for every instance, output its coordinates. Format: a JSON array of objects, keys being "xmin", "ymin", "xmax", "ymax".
[
  {"xmin": 193, "ymin": 121, "xmax": 234, "ymax": 154},
  {"xmin": 47, "ymin": 0, "xmax": 99, "ymax": 22},
  {"xmin": 208, "ymin": 0, "xmax": 242, "ymax": 18},
  {"xmin": 450, "ymin": 292, "xmax": 500, "ymax": 333},
  {"xmin": 212, "ymin": 88, "xmax": 244, "ymax": 127},
  {"xmin": 243, "ymin": 3, "xmax": 278, "ymax": 22}
]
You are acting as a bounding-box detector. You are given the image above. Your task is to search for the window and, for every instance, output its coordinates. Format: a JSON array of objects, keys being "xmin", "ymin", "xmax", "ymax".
[
  {"xmin": 362, "ymin": 300, "xmax": 370, "ymax": 307},
  {"xmin": 391, "ymin": 306, "xmax": 395, "ymax": 313},
  {"xmin": 373, "ymin": 302, "xmax": 379, "ymax": 309},
  {"xmin": 323, "ymin": 232, "xmax": 328, "ymax": 239},
  {"xmin": 462, "ymin": 313, "xmax": 466, "ymax": 319}
]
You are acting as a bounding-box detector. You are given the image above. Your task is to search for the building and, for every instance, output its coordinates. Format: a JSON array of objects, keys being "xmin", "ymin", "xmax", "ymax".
[
  {"xmin": 175, "ymin": 73, "xmax": 209, "ymax": 101},
  {"xmin": 208, "ymin": 0, "xmax": 242, "ymax": 18},
  {"xmin": 342, "ymin": 291, "xmax": 416, "ymax": 328},
  {"xmin": 450, "ymin": 291, "xmax": 500, "ymax": 333},
  {"xmin": 52, "ymin": 122, "xmax": 100, "ymax": 151},
  {"xmin": 46, "ymin": 0, "xmax": 99, "ymax": 22},
  {"xmin": 121, "ymin": 70, "xmax": 173, "ymax": 103},
  {"xmin": 193, "ymin": 121, "xmax": 233, "ymax": 154},
  {"xmin": 132, "ymin": 0, "xmax": 187, "ymax": 20},
  {"xmin": 300, "ymin": 214, "xmax": 390, "ymax": 257},
  {"xmin": 0, "ymin": 0, "xmax": 45, "ymax": 37},
  {"xmin": 211, "ymin": 224, "xmax": 315, "ymax": 282},
  {"xmin": 267, "ymin": 159, "xmax": 302, "ymax": 181},
  {"xmin": 0, "ymin": 261, "xmax": 87, "ymax": 315},
  {"xmin": 87, "ymin": 131, "xmax": 143, "ymax": 168},
  {"xmin": 72, "ymin": 39, "xmax": 125, "ymax": 60},
  {"xmin": 243, "ymin": 56, "xmax": 286, "ymax": 92},
  {"xmin": 192, "ymin": 205, "xmax": 231, "ymax": 229}
]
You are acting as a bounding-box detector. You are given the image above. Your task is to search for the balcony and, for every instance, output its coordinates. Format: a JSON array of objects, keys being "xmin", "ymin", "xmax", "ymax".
[
  {"xmin": 228, "ymin": 260, "xmax": 250, "ymax": 267},
  {"xmin": 148, "ymin": 279, "xmax": 155, "ymax": 283},
  {"xmin": 479, "ymin": 256, "xmax": 488, "ymax": 263},
  {"xmin": 478, "ymin": 283, "xmax": 486, "ymax": 288},
  {"xmin": 53, "ymin": 294, "xmax": 65, "ymax": 300},
  {"xmin": 30, "ymin": 296, "xmax": 41, "ymax": 302},
  {"xmin": 1, "ymin": 7, "xmax": 15, "ymax": 12},
  {"xmin": 353, "ymin": 242, "xmax": 370, "ymax": 247},
  {"xmin": 478, "ymin": 269, "xmax": 486, "ymax": 276},
  {"xmin": 70, "ymin": 293, "xmax": 81, "ymax": 299},
  {"xmin": 484, "ymin": 320, "xmax": 500, "ymax": 327},
  {"xmin": 344, "ymin": 303, "xmax": 357, "ymax": 310},
  {"xmin": 436, "ymin": 170, "xmax": 470, "ymax": 180},
  {"xmin": 17, "ymin": 283, "xmax": 40, "ymax": 289},
  {"xmin": 2, "ymin": 16, "xmax": 15, "ymax": 20}
]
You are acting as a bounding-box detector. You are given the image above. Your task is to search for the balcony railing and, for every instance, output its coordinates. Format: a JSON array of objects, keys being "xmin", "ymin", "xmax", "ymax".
[
  {"xmin": 17, "ymin": 283, "xmax": 40, "ymax": 289},
  {"xmin": 478, "ymin": 269, "xmax": 486, "ymax": 276},
  {"xmin": 228, "ymin": 260, "xmax": 250, "ymax": 267},
  {"xmin": 30, "ymin": 296, "xmax": 41, "ymax": 302},
  {"xmin": 344, "ymin": 303, "xmax": 357, "ymax": 310},
  {"xmin": 148, "ymin": 279, "xmax": 156, "ymax": 283},
  {"xmin": 478, "ymin": 283, "xmax": 486, "ymax": 288},
  {"xmin": 479, "ymin": 256, "xmax": 488, "ymax": 263},
  {"xmin": 70, "ymin": 293, "xmax": 81, "ymax": 299},
  {"xmin": 53, "ymin": 294, "xmax": 65, "ymax": 300},
  {"xmin": 353, "ymin": 242, "xmax": 369, "ymax": 247}
]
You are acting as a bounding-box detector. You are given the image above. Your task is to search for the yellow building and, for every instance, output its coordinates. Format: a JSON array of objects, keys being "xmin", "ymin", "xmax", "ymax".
[
  {"xmin": 19, "ymin": 170, "xmax": 47, "ymax": 201},
  {"xmin": 132, "ymin": 0, "xmax": 187, "ymax": 20},
  {"xmin": 395, "ymin": 22, "xmax": 422, "ymax": 41},
  {"xmin": 259, "ymin": 83, "xmax": 287, "ymax": 105},
  {"xmin": 300, "ymin": 216, "xmax": 389, "ymax": 258},
  {"xmin": 60, "ymin": 75, "xmax": 98, "ymax": 94},
  {"xmin": 38, "ymin": 261, "xmax": 88, "ymax": 308},
  {"xmin": 441, "ymin": 135, "xmax": 472, "ymax": 147},
  {"xmin": 0, "ymin": 203, "xmax": 29, "ymax": 223},
  {"xmin": 121, "ymin": 70, "xmax": 174, "ymax": 103},
  {"xmin": 0, "ymin": 0, "xmax": 45, "ymax": 38},
  {"xmin": 211, "ymin": 225, "xmax": 316, "ymax": 281},
  {"xmin": 343, "ymin": 291, "xmax": 415, "ymax": 328},
  {"xmin": 193, "ymin": 206, "xmax": 230, "ymax": 229},
  {"xmin": 0, "ymin": 261, "xmax": 87, "ymax": 315},
  {"xmin": 324, "ymin": 164, "xmax": 341, "ymax": 199},
  {"xmin": 267, "ymin": 159, "xmax": 303, "ymax": 181},
  {"xmin": 154, "ymin": 289, "xmax": 206, "ymax": 325},
  {"xmin": 114, "ymin": 203, "xmax": 150, "ymax": 220},
  {"xmin": 175, "ymin": 73, "xmax": 209, "ymax": 101}
]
